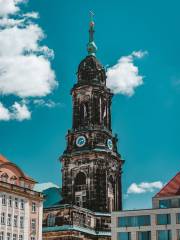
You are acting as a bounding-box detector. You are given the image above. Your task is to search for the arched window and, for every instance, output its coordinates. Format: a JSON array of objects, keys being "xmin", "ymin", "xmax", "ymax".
[
  {"xmin": 10, "ymin": 176, "xmax": 17, "ymax": 185},
  {"xmin": 1, "ymin": 173, "xmax": 8, "ymax": 182},
  {"xmin": 80, "ymin": 102, "xmax": 89, "ymax": 125},
  {"xmin": 108, "ymin": 176, "xmax": 114, "ymax": 212},
  {"xmin": 47, "ymin": 213, "xmax": 55, "ymax": 227},
  {"xmin": 94, "ymin": 96, "xmax": 100, "ymax": 125},
  {"xmin": 75, "ymin": 172, "xmax": 86, "ymax": 186},
  {"xmin": 74, "ymin": 172, "xmax": 87, "ymax": 207},
  {"xmin": 20, "ymin": 180, "xmax": 25, "ymax": 188},
  {"xmin": 103, "ymin": 103, "xmax": 107, "ymax": 126}
]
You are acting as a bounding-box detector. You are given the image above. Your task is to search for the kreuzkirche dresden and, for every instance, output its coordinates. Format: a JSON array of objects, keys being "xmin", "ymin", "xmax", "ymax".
[{"xmin": 43, "ymin": 14, "xmax": 124, "ymax": 240}]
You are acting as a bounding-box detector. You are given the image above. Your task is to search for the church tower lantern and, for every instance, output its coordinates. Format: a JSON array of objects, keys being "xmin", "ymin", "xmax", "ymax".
[{"xmin": 60, "ymin": 14, "xmax": 124, "ymax": 212}]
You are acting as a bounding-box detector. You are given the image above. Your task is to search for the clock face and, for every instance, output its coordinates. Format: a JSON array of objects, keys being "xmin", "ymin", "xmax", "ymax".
[
  {"xmin": 107, "ymin": 139, "xmax": 113, "ymax": 150},
  {"xmin": 76, "ymin": 136, "xmax": 86, "ymax": 147}
]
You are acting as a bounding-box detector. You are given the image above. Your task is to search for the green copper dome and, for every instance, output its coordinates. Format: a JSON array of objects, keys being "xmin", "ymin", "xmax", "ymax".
[{"xmin": 87, "ymin": 41, "xmax": 97, "ymax": 56}]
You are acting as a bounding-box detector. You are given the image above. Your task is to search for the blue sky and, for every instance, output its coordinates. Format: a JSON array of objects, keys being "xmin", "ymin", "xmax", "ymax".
[{"xmin": 0, "ymin": 0, "xmax": 179, "ymax": 209}]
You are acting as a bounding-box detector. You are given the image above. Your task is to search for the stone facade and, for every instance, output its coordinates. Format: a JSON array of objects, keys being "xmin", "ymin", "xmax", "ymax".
[
  {"xmin": 61, "ymin": 60, "xmax": 123, "ymax": 212},
  {"xmin": 0, "ymin": 154, "xmax": 43, "ymax": 240},
  {"xmin": 43, "ymin": 205, "xmax": 111, "ymax": 239},
  {"xmin": 112, "ymin": 208, "xmax": 180, "ymax": 240},
  {"xmin": 42, "ymin": 17, "xmax": 124, "ymax": 240}
]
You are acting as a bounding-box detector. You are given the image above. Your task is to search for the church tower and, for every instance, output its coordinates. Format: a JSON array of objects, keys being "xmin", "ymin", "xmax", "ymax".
[{"xmin": 61, "ymin": 14, "xmax": 124, "ymax": 212}]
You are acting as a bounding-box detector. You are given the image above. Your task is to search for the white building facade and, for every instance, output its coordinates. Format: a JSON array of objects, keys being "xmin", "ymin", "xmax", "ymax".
[
  {"xmin": 0, "ymin": 155, "xmax": 43, "ymax": 240},
  {"xmin": 111, "ymin": 172, "xmax": 180, "ymax": 240},
  {"xmin": 112, "ymin": 207, "xmax": 180, "ymax": 240}
]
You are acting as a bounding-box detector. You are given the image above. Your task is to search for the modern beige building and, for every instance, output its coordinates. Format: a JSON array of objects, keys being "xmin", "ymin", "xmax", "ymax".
[
  {"xmin": 111, "ymin": 172, "xmax": 180, "ymax": 240},
  {"xmin": 0, "ymin": 154, "xmax": 44, "ymax": 240}
]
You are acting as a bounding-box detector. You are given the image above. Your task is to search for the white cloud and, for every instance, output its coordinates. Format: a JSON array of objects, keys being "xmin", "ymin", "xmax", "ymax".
[
  {"xmin": 0, "ymin": 101, "xmax": 31, "ymax": 121},
  {"xmin": 0, "ymin": 102, "xmax": 11, "ymax": 120},
  {"xmin": 33, "ymin": 99, "xmax": 57, "ymax": 108},
  {"xmin": 11, "ymin": 101, "xmax": 31, "ymax": 121},
  {"xmin": 0, "ymin": 0, "xmax": 25, "ymax": 17},
  {"xmin": 132, "ymin": 50, "xmax": 148, "ymax": 58},
  {"xmin": 0, "ymin": 21, "xmax": 56, "ymax": 98},
  {"xmin": 0, "ymin": 55, "xmax": 56, "ymax": 97},
  {"xmin": 0, "ymin": 0, "xmax": 57, "ymax": 121},
  {"xmin": 127, "ymin": 181, "xmax": 163, "ymax": 194},
  {"xmin": 107, "ymin": 51, "xmax": 147, "ymax": 96},
  {"xmin": 0, "ymin": 17, "xmax": 24, "ymax": 27},
  {"xmin": 23, "ymin": 12, "xmax": 39, "ymax": 19},
  {"xmin": 0, "ymin": 25, "xmax": 44, "ymax": 56}
]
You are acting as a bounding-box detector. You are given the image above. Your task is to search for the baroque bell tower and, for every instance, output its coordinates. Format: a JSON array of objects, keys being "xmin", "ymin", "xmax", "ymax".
[{"xmin": 61, "ymin": 14, "xmax": 124, "ymax": 212}]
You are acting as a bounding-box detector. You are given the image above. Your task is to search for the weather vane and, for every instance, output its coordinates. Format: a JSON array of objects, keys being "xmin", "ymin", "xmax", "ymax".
[
  {"xmin": 89, "ymin": 10, "xmax": 95, "ymax": 22},
  {"xmin": 87, "ymin": 10, "xmax": 97, "ymax": 55}
]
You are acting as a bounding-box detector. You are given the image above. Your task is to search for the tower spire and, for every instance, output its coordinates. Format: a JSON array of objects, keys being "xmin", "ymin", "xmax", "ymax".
[{"xmin": 87, "ymin": 11, "xmax": 97, "ymax": 56}]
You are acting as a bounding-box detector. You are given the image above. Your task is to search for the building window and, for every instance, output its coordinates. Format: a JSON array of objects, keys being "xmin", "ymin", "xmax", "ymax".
[
  {"xmin": 7, "ymin": 233, "xmax": 11, "ymax": 240},
  {"xmin": 138, "ymin": 216, "xmax": 151, "ymax": 226},
  {"xmin": 47, "ymin": 213, "xmax": 55, "ymax": 227},
  {"xmin": 156, "ymin": 214, "xmax": 171, "ymax": 225},
  {"xmin": 20, "ymin": 181, "xmax": 24, "ymax": 188},
  {"xmin": 74, "ymin": 172, "xmax": 86, "ymax": 191},
  {"xmin": 24, "ymin": 183, "xmax": 29, "ymax": 189},
  {"xmin": 137, "ymin": 231, "xmax": 151, "ymax": 240},
  {"xmin": 177, "ymin": 213, "xmax": 180, "ymax": 224},
  {"xmin": 7, "ymin": 214, "xmax": 12, "ymax": 226},
  {"xmin": 31, "ymin": 219, "xmax": 36, "ymax": 231},
  {"xmin": 19, "ymin": 235, "xmax": 23, "ymax": 240},
  {"xmin": 8, "ymin": 196, "xmax": 12, "ymax": 207},
  {"xmin": 118, "ymin": 216, "xmax": 129, "ymax": 227},
  {"xmin": 86, "ymin": 216, "xmax": 91, "ymax": 226},
  {"xmin": 10, "ymin": 176, "xmax": 17, "ymax": 185},
  {"xmin": 15, "ymin": 198, "xmax": 18, "ymax": 208},
  {"xmin": 32, "ymin": 202, "xmax": 36, "ymax": 213},
  {"xmin": 20, "ymin": 216, "xmax": 24, "ymax": 229},
  {"xmin": 1, "ymin": 173, "xmax": 8, "ymax": 182},
  {"xmin": 117, "ymin": 232, "xmax": 131, "ymax": 240},
  {"xmin": 118, "ymin": 215, "xmax": 151, "ymax": 227},
  {"xmin": 20, "ymin": 199, "xmax": 24, "ymax": 210},
  {"xmin": 2, "ymin": 195, "xmax": 6, "ymax": 206},
  {"xmin": 14, "ymin": 215, "xmax": 18, "ymax": 227},
  {"xmin": 75, "ymin": 196, "xmax": 80, "ymax": 206},
  {"xmin": 157, "ymin": 230, "xmax": 171, "ymax": 240},
  {"xmin": 13, "ymin": 234, "xmax": 17, "ymax": 240},
  {"xmin": 159, "ymin": 199, "xmax": 171, "ymax": 208},
  {"xmin": 0, "ymin": 232, "xmax": 4, "ymax": 240},
  {"xmin": 177, "ymin": 230, "xmax": 180, "ymax": 240},
  {"xmin": 0, "ymin": 213, "xmax": 5, "ymax": 225},
  {"xmin": 160, "ymin": 199, "xmax": 180, "ymax": 208}
]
